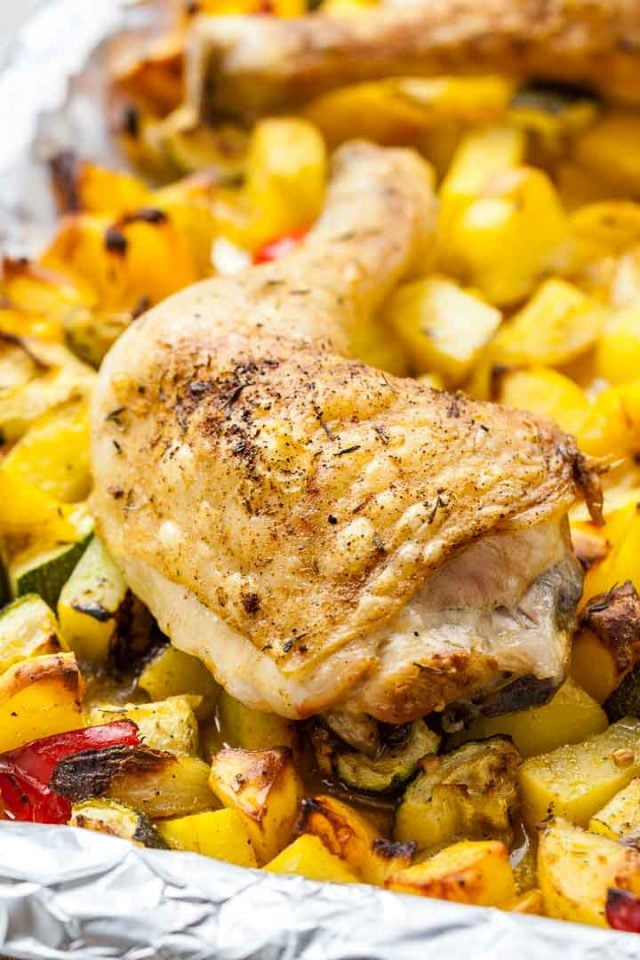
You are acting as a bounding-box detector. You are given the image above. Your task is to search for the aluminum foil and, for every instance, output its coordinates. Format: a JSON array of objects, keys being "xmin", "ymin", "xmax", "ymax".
[{"xmin": 0, "ymin": 3, "xmax": 639, "ymax": 957}]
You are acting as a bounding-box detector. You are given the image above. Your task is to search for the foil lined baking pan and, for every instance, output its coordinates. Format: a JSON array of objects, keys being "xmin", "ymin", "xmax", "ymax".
[{"xmin": 0, "ymin": 3, "xmax": 638, "ymax": 957}]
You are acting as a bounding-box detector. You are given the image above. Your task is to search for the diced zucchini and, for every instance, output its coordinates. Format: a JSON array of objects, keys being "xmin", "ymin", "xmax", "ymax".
[
  {"xmin": 157, "ymin": 809, "xmax": 258, "ymax": 867},
  {"xmin": 58, "ymin": 536, "xmax": 127, "ymax": 662},
  {"xmin": 589, "ymin": 778, "xmax": 640, "ymax": 840},
  {"xmin": 86, "ymin": 696, "xmax": 200, "ymax": 756},
  {"xmin": 70, "ymin": 798, "xmax": 168, "ymax": 849},
  {"xmin": 332, "ymin": 720, "xmax": 440, "ymax": 794},
  {"xmin": 0, "ymin": 593, "xmax": 64, "ymax": 675},
  {"xmin": 218, "ymin": 688, "xmax": 297, "ymax": 751},
  {"xmin": 10, "ymin": 527, "xmax": 93, "ymax": 611},
  {"xmin": 519, "ymin": 717, "xmax": 640, "ymax": 830},
  {"xmin": 395, "ymin": 737, "xmax": 520, "ymax": 851},
  {"xmin": 138, "ymin": 643, "xmax": 219, "ymax": 720}
]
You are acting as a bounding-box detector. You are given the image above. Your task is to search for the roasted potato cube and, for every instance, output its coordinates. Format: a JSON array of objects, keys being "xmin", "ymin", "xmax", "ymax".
[
  {"xmin": 265, "ymin": 835, "xmax": 358, "ymax": 884},
  {"xmin": 137, "ymin": 643, "xmax": 219, "ymax": 720},
  {"xmin": 386, "ymin": 840, "xmax": 516, "ymax": 907},
  {"xmin": 575, "ymin": 113, "xmax": 640, "ymax": 195},
  {"xmin": 70, "ymin": 798, "xmax": 167, "ymax": 849},
  {"xmin": 519, "ymin": 717, "xmax": 640, "ymax": 830},
  {"xmin": 572, "ymin": 583, "xmax": 640, "ymax": 704},
  {"xmin": 582, "ymin": 507, "xmax": 640, "ymax": 601},
  {"xmin": 442, "ymin": 167, "xmax": 567, "ymax": 306},
  {"xmin": 384, "ymin": 275, "xmax": 501, "ymax": 385},
  {"xmin": 1, "ymin": 400, "xmax": 91, "ymax": 504},
  {"xmin": 243, "ymin": 119, "xmax": 327, "ymax": 247},
  {"xmin": 458, "ymin": 679, "xmax": 608, "ymax": 758},
  {"xmin": 0, "ymin": 652, "xmax": 84, "ymax": 752},
  {"xmin": 209, "ymin": 747, "xmax": 304, "ymax": 864},
  {"xmin": 501, "ymin": 889, "xmax": 544, "ymax": 915},
  {"xmin": 490, "ymin": 278, "xmax": 605, "ymax": 367},
  {"xmin": 589, "ymin": 778, "xmax": 640, "ymax": 840},
  {"xmin": 538, "ymin": 818, "xmax": 640, "ymax": 927},
  {"xmin": 297, "ymin": 794, "xmax": 414, "ymax": 885},
  {"xmin": 595, "ymin": 302, "xmax": 640, "ymax": 386},
  {"xmin": 569, "ymin": 201, "xmax": 640, "ymax": 268},
  {"xmin": 218, "ymin": 689, "xmax": 297, "ymax": 751},
  {"xmin": 158, "ymin": 809, "xmax": 258, "ymax": 867},
  {"xmin": 0, "ymin": 594, "xmax": 64, "ymax": 676},
  {"xmin": 495, "ymin": 366, "xmax": 590, "ymax": 437},
  {"xmin": 394, "ymin": 737, "xmax": 520, "ymax": 851},
  {"xmin": 86, "ymin": 696, "xmax": 200, "ymax": 756}
]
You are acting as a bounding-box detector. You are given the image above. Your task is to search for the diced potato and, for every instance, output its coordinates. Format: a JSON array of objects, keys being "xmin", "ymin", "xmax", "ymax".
[
  {"xmin": 495, "ymin": 366, "xmax": 590, "ymax": 437},
  {"xmin": 595, "ymin": 303, "xmax": 640, "ymax": 385},
  {"xmin": 158, "ymin": 809, "xmax": 258, "ymax": 867},
  {"xmin": 556, "ymin": 162, "xmax": 629, "ymax": 211},
  {"xmin": 349, "ymin": 311, "xmax": 408, "ymax": 377},
  {"xmin": 218, "ymin": 689, "xmax": 297, "ymax": 751},
  {"xmin": 107, "ymin": 754, "xmax": 215, "ymax": 820},
  {"xmin": 575, "ymin": 113, "xmax": 640, "ymax": 195},
  {"xmin": 1, "ymin": 399, "xmax": 91, "ymax": 503},
  {"xmin": 581, "ymin": 508, "xmax": 640, "ymax": 602},
  {"xmin": 138, "ymin": 644, "xmax": 219, "ymax": 720},
  {"xmin": 394, "ymin": 738, "xmax": 520, "ymax": 850},
  {"xmin": 264, "ymin": 834, "xmax": 358, "ymax": 884},
  {"xmin": 572, "ymin": 583, "xmax": 640, "ymax": 704},
  {"xmin": 538, "ymin": 818, "xmax": 640, "ymax": 927},
  {"xmin": 441, "ymin": 166, "xmax": 567, "ymax": 306},
  {"xmin": 86, "ymin": 696, "xmax": 200, "ymax": 756},
  {"xmin": 57, "ymin": 536, "xmax": 128, "ymax": 663},
  {"xmin": 297, "ymin": 794, "xmax": 413, "ymax": 885},
  {"xmin": 243, "ymin": 119, "xmax": 327, "ymax": 247},
  {"xmin": 577, "ymin": 379, "xmax": 640, "ymax": 461},
  {"xmin": 209, "ymin": 747, "xmax": 304, "ymax": 864},
  {"xmin": 502, "ymin": 889, "xmax": 544, "ymax": 915},
  {"xmin": 490, "ymin": 278, "xmax": 605, "ymax": 367},
  {"xmin": 589, "ymin": 778, "xmax": 640, "ymax": 840},
  {"xmin": 458, "ymin": 679, "xmax": 608, "ymax": 758},
  {"xmin": 0, "ymin": 652, "xmax": 84, "ymax": 752},
  {"xmin": 519, "ymin": 717, "xmax": 640, "ymax": 830},
  {"xmin": 0, "ymin": 594, "xmax": 64, "ymax": 676},
  {"xmin": 384, "ymin": 275, "xmax": 501, "ymax": 384},
  {"xmin": 385, "ymin": 840, "xmax": 516, "ymax": 907},
  {"xmin": 569, "ymin": 202, "xmax": 640, "ymax": 268}
]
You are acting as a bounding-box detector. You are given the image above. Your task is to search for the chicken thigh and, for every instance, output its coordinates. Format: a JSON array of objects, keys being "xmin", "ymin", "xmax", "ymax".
[
  {"xmin": 91, "ymin": 142, "xmax": 592, "ymax": 724},
  {"xmin": 187, "ymin": 0, "xmax": 640, "ymax": 123}
]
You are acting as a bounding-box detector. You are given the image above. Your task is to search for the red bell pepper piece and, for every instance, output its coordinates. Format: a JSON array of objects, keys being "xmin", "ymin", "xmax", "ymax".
[
  {"xmin": 254, "ymin": 230, "xmax": 307, "ymax": 264},
  {"xmin": 606, "ymin": 888, "xmax": 640, "ymax": 932},
  {"xmin": 0, "ymin": 720, "xmax": 140, "ymax": 825}
]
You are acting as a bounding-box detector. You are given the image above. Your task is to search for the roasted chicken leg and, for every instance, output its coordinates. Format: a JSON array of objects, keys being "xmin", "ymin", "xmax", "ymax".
[
  {"xmin": 187, "ymin": 0, "xmax": 640, "ymax": 123},
  {"xmin": 92, "ymin": 142, "xmax": 590, "ymax": 724}
]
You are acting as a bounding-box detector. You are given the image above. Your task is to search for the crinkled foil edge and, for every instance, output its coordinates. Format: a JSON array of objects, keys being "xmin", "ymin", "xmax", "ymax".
[{"xmin": 0, "ymin": 3, "xmax": 639, "ymax": 958}]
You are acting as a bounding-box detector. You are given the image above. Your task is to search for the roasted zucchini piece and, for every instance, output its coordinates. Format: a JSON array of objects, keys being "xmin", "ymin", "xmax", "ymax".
[
  {"xmin": 86, "ymin": 696, "xmax": 200, "ymax": 756},
  {"xmin": 589, "ymin": 778, "xmax": 640, "ymax": 840},
  {"xmin": 394, "ymin": 737, "xmax": 520, "ymax": 851},
  {"xmin": 218, "ymin": 689, "xmax": 297, "ymax": 751},
  {"xmin": 57, "ymin": 536, "xmax": 128, "ymax": 663},
  {"xmin": 385, "ymin": 839, "xmax": 516, "ymax": 907},
  {"xmin": 52, "ymin": 745, "xmax": 216, "ymax": 820},
  {"xmin": 455, "ymin": 678, "xmax": 607, "ymax": 757},
  {"xmin": 137, "ymin": 643, "xmax": 218, "ymax": 720},
  {"xmin": 70, "ymin": 798, "xmax": 167, "ymax": 849},
  {"xmin": 158, "ymin": 809, "xmax": 257, "ymax": 867},
  {"xmin": 264, "ymin": 834, "xmax": 358, "ymax": 884},
  {"xmin": 519, "ymin": 717, "xmax": 640, "ymax": 830},
  {"xmin": 330, "ymin": 720, "xmax": 440, "ymax": 794},
  {"xmin": 209, "ymin": 747, "xmax": 304, "ymax": 865},
  {"xmin": 10, "ymin": 528, "xmax": 93, "ymax": 612},
  {"xmin": 0, "ymin": 593, "xmax": 63, "ymax": 675},
  {"xmin": 538, "ymin": 818, "xmax": 640, "ymax": 927},
  {"xmin": 0, "ymin": 651, "xmax": 84, "ymax": 752},
  {"xmin": 297, "ymin": 794, "xmax": 414, "ymax": 885}
]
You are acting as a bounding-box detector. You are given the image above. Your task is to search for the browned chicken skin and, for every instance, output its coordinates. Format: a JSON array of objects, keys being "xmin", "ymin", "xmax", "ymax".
[
  {"xmin": 91, "ymin": 142, "xmax": 591, "ymax": 724},
  {"xmin": 187, "ymin": 0, "xmax": 640, "ymax": 123}
]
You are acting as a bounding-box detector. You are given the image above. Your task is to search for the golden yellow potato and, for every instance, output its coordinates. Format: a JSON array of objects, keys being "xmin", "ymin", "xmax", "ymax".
[
  {"xmin": 158, "ymin": 809, "xmax": 258, "ymax": 867},
  {"xmin": 496, "ymin": 366, "xmax": 590, "ymax": 437},
  {"xmin": 265, "ymin": 834, "xmax": 359, "ymax": 884}
]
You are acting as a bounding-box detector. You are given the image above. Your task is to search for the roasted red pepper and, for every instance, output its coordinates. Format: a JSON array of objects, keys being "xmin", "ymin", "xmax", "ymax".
[
  {"xmin": 0, "ymin": 720, "xmax": 140, "ymax": 824},
  {"xmin": 254, "ymin": 230, "xmax": 307, "ymax": 264},
  {"xmin": 606, "ymin": 888, "xmax": 640, "ymax": 932}
]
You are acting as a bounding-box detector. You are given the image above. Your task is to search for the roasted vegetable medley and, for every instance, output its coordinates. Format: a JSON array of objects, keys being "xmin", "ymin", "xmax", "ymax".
[{"xmin": 4, "ymin": 0, "xmax": 640, "ymax": 937}]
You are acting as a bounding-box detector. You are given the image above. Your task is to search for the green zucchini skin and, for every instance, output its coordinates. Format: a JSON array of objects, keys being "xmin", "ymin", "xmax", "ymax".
[
  {"xmin": 12, "ymin": 534, "xmax": 93, "ymax": 610},
  {"xmin": 69, "ymin": 798, "xmax": 169, "ymax": 849}
]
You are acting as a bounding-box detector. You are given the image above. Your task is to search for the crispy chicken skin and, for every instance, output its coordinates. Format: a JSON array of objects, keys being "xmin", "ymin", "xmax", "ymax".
[
  {"xmin": 92, "ymin": 142, "xmax": 588, "ymax": 723},
  {"xmin": 188, "ymin": 0, "xmax": 640, "ymax": 122}
]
